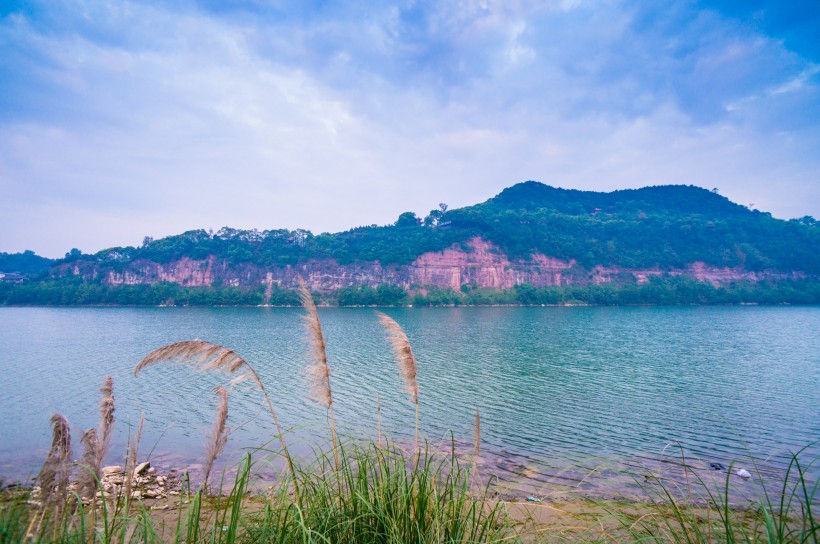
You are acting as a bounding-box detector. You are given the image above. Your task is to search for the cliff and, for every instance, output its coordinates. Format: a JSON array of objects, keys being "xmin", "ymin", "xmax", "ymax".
[{"xmin": 53, "ymin": 237, "xmax": 804, "ymax": 294}]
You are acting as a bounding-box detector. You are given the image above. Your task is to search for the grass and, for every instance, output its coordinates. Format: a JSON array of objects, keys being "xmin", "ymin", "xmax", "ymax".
[
  {"xmin": 0, "ymin": 438, "xmax": 510, "ymax": 543},
  {"xmin": 1, "ymin": 437, "xmax": 816, "ymax": 543}
]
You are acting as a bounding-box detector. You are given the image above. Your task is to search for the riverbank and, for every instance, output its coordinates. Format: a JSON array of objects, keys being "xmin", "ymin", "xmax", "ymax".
[{"xmin": 2, "ymin": 440, "xmax": 815, "ymax": 543}]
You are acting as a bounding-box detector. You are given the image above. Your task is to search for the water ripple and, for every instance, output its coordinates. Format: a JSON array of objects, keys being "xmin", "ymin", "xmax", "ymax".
[{"xmin": 0, "ymin": 306, "xmax": 817, "ymax": 489}]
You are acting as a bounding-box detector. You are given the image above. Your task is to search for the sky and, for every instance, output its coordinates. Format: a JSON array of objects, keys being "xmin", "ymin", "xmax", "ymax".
[{"xmin": 1, "ymin": 1, "xmax": 818, "ymax": 258}]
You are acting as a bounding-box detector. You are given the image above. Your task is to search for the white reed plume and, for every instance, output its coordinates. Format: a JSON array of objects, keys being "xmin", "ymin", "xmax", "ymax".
[
  {"xmin": 376, "ymin": 311, "xmax": 420, "ymax": 451},
  {"xmin": 297, "ymin": 275, "xmax": 339, "ymax": 468}
]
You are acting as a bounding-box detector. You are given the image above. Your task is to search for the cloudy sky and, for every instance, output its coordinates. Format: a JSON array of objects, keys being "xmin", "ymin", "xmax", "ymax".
[{"xmin": 1, "ymin": 0, "xmax": 818, "ymax": 257}]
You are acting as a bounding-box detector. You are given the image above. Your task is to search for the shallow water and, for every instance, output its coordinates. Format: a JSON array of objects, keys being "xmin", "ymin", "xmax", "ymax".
[{"xmin": 0, "ymin": 305, "xmax": 817, "ymax": 499}]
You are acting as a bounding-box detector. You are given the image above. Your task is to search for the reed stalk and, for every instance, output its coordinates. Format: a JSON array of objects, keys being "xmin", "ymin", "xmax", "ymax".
[
  {"xmin": 96, "ymin": 376, "xmax": 115, "ymax": 472},
  {"xmin": 202, "ymin": 386, "xmax": 229, "ymax": 491},
  {"xmin": 297, "ymin": 275, "xmax": 339, "ymax": 470},
  {"xmin": 78, "ymin": 428, "xmax": 99, "ymax": 498},
  {"xmin": 32, "ymin": 415, "xmax": 73, "ymax": 541},
  {"xmin": 473, "ymin": 408, "xmax": 481, "ymax": 459},
  {"xmin": 124, "ymin": 412, "xmax": 144, "ymax": 501},
  {"xmin": 37, "ymin": 414, "xmax": 72, "ymax": 507},
  {"xmin": 377, "ymin": 394, "xmax": 382, "ymax": 450},
  {"xmin": 78, "ymin": 376, "xmax": 117, "ymax": 499},
  {"xmin": 376, "ymin": 311, "xmax": 420, "ymax": 452},
  {"xmin": 134, "ymin": 339, "xmax": 299, "ymax": 500}
]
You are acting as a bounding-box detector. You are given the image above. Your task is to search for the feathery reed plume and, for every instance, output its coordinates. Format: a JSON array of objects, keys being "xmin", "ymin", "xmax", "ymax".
[
  {"xmin": 473, "ymin": 409, "xmax": 481, "ymax": 458},
  {"xmin": 125, "ymin": 412, "xmax": 144, "ymax": 500},
  {"xmin": 376, "ymin": 311, "xmax": 420, "ymax": 451},
  {"xmin": 37, "ymin": 414, "xmax": 72, "ymax": 506},
  {"xmin": 134, "ymin": 340, "xmax": 298, "ymax": 498},
  {"xmin": 76, "ymin": 376, "xmax": 116, "ymax": 498},
  {"xmin": 96, "ymin": 376, "xmax": 115, "ymax": 474},
  {"xmin": 297, "ymin": 275, "xmax": 339, "ymax": 468},
  {"xmin": 202, "ymin": 386, "xmax": 229, "ymax": 490},
  {"xmin": 78, "ymin": 428, "xmax": 99, "ymax": 497}
]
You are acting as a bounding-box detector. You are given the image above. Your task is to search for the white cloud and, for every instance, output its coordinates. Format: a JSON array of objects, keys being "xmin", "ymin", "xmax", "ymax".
[{"xmin": 0, "ymin": 0, "xmax": 818, "ymax": 257}]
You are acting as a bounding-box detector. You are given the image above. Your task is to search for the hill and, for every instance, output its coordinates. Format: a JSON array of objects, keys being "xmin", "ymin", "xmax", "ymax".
[
  {"xmin": 0, "ymin": 250, "xmax": 55, "ymax": 276},
  {"xmin": 1, "ymin": 182, "xmax": 818, "ymax": 305}
]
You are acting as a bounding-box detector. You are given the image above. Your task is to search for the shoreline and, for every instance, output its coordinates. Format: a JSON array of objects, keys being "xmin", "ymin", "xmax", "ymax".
[
  {"xmin": 5, "ymin": 302, "xmax": 816, "ymax": 309},
  {"xmin": 2, "ymin": 441, "xmax": 791, "ymax": 510}
]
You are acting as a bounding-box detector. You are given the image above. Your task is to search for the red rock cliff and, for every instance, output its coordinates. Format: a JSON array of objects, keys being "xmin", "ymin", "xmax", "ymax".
[{"xmin": 59, "ymin": 237, "xmax": 802, "ymax": 291}]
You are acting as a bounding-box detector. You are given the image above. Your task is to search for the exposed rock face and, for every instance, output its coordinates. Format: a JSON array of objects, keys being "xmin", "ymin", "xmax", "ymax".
[
  {"xmin": 107, "ymin": 257, "xmax": 217, "ymax": 287},
  {"xmin": 56, "ymin": 237, "xmax": 803, "ymax": 292},
  {"xmin": 410, "ymin": 238, "xmax": 569, "ymax": 289}
]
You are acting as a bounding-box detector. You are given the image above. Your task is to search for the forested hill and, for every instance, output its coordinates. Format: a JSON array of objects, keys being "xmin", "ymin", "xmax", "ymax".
[
  {"xmin": 2, "ymin": 181, "xmax": 819, "ymax": 283},
  {"xmin": 0, "ymin": 250, "xmax": 54, "ymax": 275},
  {"xmin": 445, "ymin": 182, "xmax": 818, "ymax": 271}
]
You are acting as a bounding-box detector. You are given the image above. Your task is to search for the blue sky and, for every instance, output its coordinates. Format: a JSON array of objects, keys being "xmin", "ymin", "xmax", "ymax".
[{"xmin": 1, "ymin": 0, "xmax": 818, "ymax": 257}]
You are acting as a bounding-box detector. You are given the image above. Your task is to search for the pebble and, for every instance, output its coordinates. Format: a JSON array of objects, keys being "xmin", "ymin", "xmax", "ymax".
[{"xmin": 735, "ymin": 468, "xmax": 752, "ymax": 480}]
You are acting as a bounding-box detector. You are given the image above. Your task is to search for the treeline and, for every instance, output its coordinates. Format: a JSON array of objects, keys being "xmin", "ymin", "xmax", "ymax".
[{"xmin": 2, "ymin": 277, "xmax": 818, "ymax": 306}]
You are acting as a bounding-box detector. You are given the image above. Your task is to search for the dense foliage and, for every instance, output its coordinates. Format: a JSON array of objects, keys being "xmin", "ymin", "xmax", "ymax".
[
  {"xmin": 445, "ymin": 183, "xmax": 819, "ymax": 270},
  {"xmin": 2, "ymin": 277, "xmax": 817, "ymax": 306},
  {"xmin": 0, "ymin": 250, "xmax": 54, "ymax": 275}
]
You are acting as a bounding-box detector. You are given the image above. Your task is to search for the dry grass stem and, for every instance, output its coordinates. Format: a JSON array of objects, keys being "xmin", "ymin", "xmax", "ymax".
[
  {"xmin": 474, "ymin": 409, "xmax": 481, "ymax": 458},
  {"xmin": 125, "ymin": 412, "xmax": 144, "ymax": 499},
  {"xmin": 376, "ymin": 312, "xmax": 420, "ymax": 451},
  {"xmin": 202, "ymin": 386, "xmax": 229, "ymax": 490},
  {"xmin": 377, "ymin": 394, "xmax": 382, "ymax": 450},
  {"xmin": 297, "ymin": 275, "xmax": 339, "ymax": 468},
  {"xmin": 37, "ymin": 414, "xmax": 72, "ymax": 506},
  {"xmin": 134, "ymin": 339, "xmax": 299, "ymax": 501}
]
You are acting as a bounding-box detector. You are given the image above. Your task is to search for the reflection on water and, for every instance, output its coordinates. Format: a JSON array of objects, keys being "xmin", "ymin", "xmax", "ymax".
[{"xmin": 0, "ymin": 306, "xmax": 817, "ymax": 502}]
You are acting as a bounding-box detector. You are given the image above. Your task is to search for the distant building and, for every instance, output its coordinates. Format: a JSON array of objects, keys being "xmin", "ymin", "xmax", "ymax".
[{"xmin": 0, "ymin": 272, "xmax": 27, "ymax": 283}]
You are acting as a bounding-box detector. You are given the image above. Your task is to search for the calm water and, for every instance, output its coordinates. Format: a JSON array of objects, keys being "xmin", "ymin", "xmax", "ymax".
[{"xmin": 1, "ymin": 306, "xmax": 818, "ymax": 497}]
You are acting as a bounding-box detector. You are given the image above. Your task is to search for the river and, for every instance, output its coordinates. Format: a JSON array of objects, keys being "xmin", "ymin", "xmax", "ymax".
[{"xmin": 1, "ymin": 305, "xmax": 817, "ymax": 499}]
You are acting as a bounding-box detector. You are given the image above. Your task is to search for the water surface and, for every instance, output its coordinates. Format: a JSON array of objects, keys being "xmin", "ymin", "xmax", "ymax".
[{"xmin": 1, "ymin": 306, "xmax": 817, "ymax": 498}]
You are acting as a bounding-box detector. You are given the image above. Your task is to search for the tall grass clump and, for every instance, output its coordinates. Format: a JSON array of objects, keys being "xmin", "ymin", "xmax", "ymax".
[
  {"xmin": 376, "ymin": 311, "xmax": 420, "ymax": 452},
  {"xmin": 570, "ymin": 445, "xmax": 819, "ymax": 544},
  {"xmin": 246, "ymin": 439, "xmax": 510, "ymax": 544}
]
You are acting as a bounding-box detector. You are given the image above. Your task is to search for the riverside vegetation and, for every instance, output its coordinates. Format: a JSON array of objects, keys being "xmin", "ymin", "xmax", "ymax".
[{"xmin": 1, "ymin": 280, "xmax": 816, "ymax": 543}]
